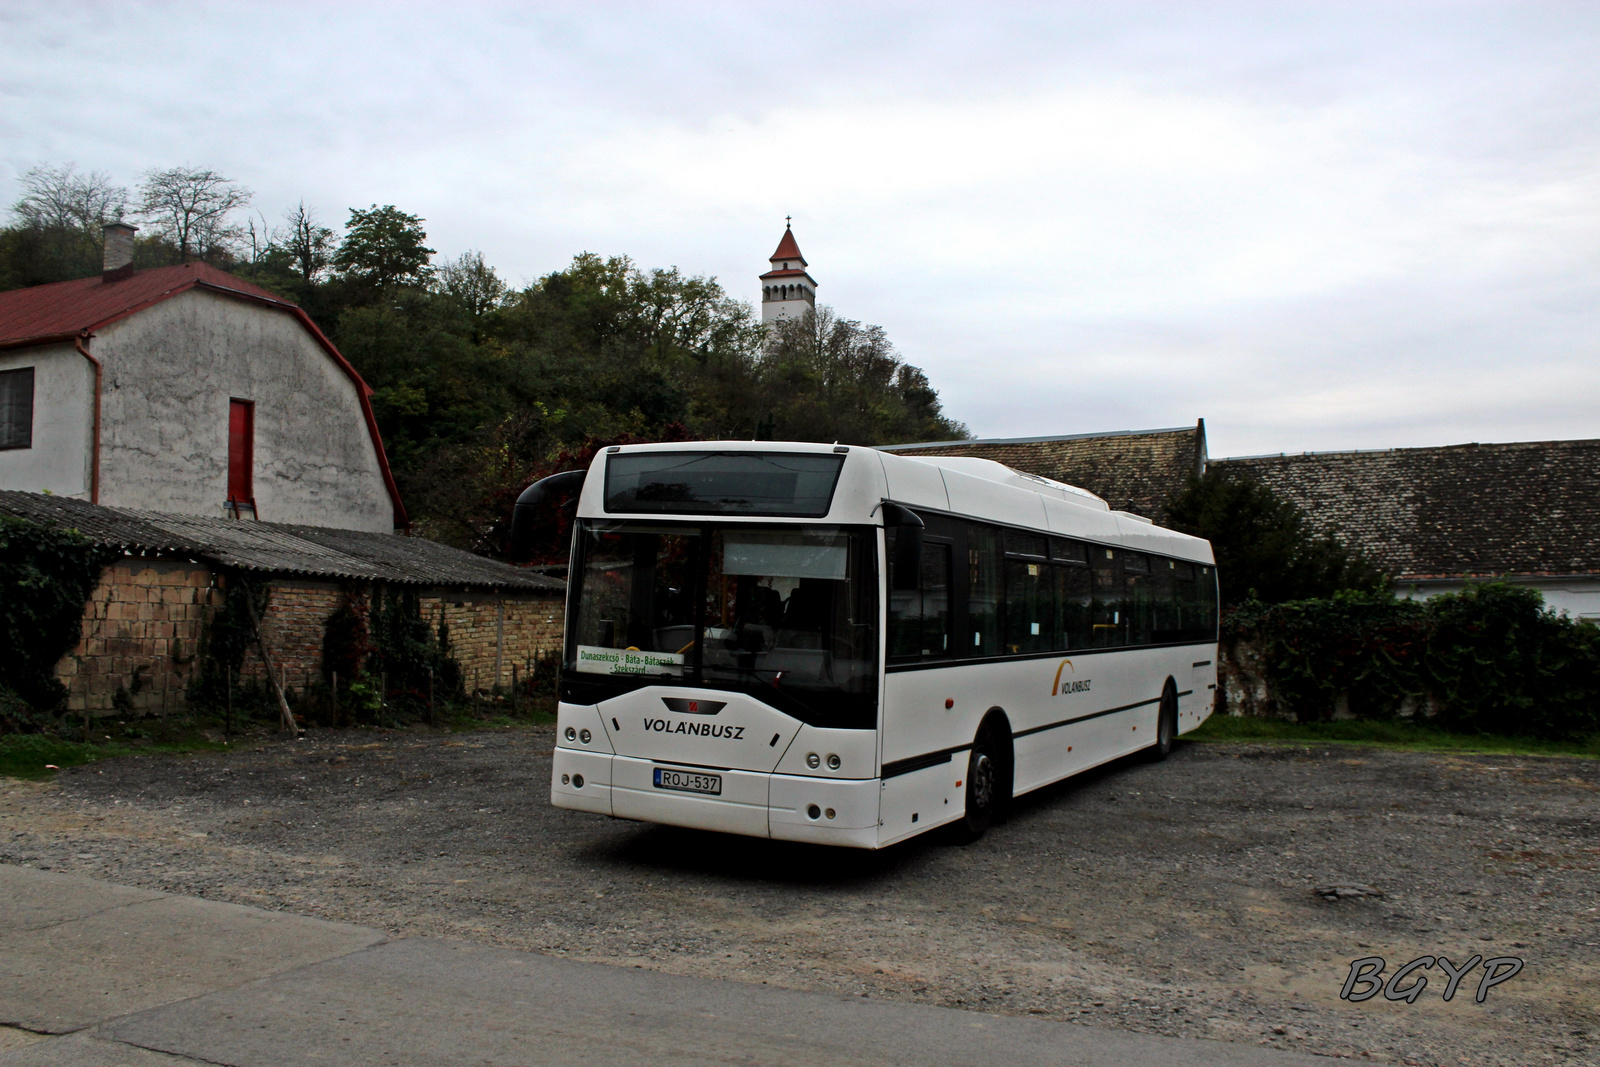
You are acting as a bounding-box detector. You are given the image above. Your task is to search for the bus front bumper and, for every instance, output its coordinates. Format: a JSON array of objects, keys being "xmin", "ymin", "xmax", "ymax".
[{"xmin": 551, "ymin": 748, "xmax": 882, "ymax": 848}]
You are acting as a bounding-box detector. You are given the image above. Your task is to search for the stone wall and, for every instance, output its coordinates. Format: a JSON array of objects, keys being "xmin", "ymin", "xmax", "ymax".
[
  {"xmin": 56, "ymin": 561, "xmax": 569, "ymax": 716},
  {"xmin": 1216, "ymin": 636, "xmax": 1274, "ymax": 719},
  {"xmin": 60, "ymin": 558, "xmax": 220, "ymax": 715}
]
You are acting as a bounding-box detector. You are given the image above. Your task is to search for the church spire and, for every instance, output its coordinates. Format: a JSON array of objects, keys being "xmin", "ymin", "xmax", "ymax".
[{"xmin": 759, "ymin": 219, "xmax": 816, "ymax": 326}]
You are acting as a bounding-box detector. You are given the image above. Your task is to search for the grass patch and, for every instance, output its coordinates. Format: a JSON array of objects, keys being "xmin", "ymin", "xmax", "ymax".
[
  {"xmin": 1187, "ymin": 714, "xmax": 1600, "ymax": 758},
  {"xmin": 0, "ymin": 733, "xmax": 234, "ymax": 780}
]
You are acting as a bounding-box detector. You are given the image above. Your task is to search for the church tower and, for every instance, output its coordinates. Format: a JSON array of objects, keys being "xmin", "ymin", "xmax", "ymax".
[{"xmin": 759, "ymin": 220, "xmax": 817, "ymax": 326}]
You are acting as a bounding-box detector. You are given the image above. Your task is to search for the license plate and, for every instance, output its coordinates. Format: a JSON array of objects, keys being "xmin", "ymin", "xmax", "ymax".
[{"xmin": 653, "ymin": 767, "xmax": 722, "ymax": 795}]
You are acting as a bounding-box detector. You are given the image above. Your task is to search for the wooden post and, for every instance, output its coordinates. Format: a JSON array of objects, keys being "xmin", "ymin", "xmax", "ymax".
[
  {"xmin": 225, "ymin": 665, "xmax": 233, "ymax": 736},
  {"xmin": 495, "ymin": 601, "xmax": 505, "ymax": 696},
  {"xmin": 161, "ymin": 663, "xmax": 170, "ymax": 738},
  {"xmin": 427, "ymin": 667, "xmax": 435, "ymax": 726},
  {"xmin": 473, "ymin": 666, "xmax": 480, "ymax": 716},
  {"xmin": 511, "ymin": 663, "xmax": 518, "ymax": 717},
  {"xmin": 380, "ymin": 671, "xmax": 387, "ymax": 726},
  {"xmin": 331, "ymin": 670, "xmax": 338, "ymax": 728},
  {"xmin": 242, "ymin": 583, "xmax": 298, "ymax": 734}
]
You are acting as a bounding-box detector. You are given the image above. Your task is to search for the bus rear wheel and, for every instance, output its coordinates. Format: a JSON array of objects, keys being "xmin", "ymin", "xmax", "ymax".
[{"xmin": 1148, "ymin": 682, "xmax": 1178, "ymax": 762}]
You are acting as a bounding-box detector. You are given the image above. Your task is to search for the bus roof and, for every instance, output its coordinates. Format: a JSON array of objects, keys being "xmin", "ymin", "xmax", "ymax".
[{"xmin": 578, "ymin": 441, "xmax": 1214, "ymax": 565}]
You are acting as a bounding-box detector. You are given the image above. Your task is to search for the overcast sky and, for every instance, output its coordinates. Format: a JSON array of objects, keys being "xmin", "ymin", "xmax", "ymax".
[{"xmin": 3, "ymin": 1, "xmax": 1597, "ymax": 457}]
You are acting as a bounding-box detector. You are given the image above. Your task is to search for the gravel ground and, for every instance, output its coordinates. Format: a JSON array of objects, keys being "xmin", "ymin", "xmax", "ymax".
[{"xmin": 3, "ymin": 727, "xmax": 1597, "ymax": 1065}]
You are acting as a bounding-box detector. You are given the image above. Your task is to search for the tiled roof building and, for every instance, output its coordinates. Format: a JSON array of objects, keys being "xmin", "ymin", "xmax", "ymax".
[
  {"xmin": 1212, "ymin": 440, "xmax": 1600, "ymax": 617},
  {"xmin": 881, "ymin": 421, "xmax": 1207, "ymax": 523}
]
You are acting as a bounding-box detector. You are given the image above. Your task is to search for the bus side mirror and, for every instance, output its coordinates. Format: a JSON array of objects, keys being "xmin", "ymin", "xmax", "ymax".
[
  {"xmin": 882, "ymin": 502, "xmax": 924, "ymax": 591},
  {"xmin": 509, "ymin": 469, "xmax": 586, "ymax": 561}
]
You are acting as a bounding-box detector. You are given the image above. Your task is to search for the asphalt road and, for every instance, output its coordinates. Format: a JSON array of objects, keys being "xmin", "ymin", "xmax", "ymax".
[{"xmin": 0, "ymin": 864, "xmax": 1329, "ymax": 1066}]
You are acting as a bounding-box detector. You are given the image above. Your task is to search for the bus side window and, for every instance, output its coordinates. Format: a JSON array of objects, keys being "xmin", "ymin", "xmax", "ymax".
[
  {"xmin": 967, "ymin": 525, "xmax": 1002, "ymax": 656},
  {"xmin": 1090, "ymin": 547, "xmax": 1120, "ymax": 647},
  {"xmin": 887, "ymin": 531, "xmax": 952, "ymax": 660},
  {"xmin": 1003, "ymin": 557, "xmax": 1051, "ymax": 654},
  {"xmin": 919, "ymin": 542, "xmax": 952, "ymax": 657},
  {"xmin": 1122, "ymin": 552, "xmax": 1153, "ymax": 645},
  {"xmin": 1198, "ymin": 565, "xmax": 1219, "ymax": 640},
  {"xmin": 1165, "ymin": 559, "xmax": 1195, "ymax": 643},
  {"xmin": 1055, "ymin": 562, "xmax": 1091, "ymax": 649}
]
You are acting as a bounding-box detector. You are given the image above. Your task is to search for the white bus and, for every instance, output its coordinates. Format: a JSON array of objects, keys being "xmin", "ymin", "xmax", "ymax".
[{"xmin": 512, "ymin": 441, "xmax": 1218, "ymax": 849}]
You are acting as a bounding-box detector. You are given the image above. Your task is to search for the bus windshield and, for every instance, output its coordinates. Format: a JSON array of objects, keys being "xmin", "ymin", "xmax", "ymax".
[{"xmin": 565, "ymin": 520, "xmax": 879, "ymax": 728}]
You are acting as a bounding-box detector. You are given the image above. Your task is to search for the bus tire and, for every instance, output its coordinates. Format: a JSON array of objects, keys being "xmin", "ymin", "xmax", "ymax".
[
  {"xmin": 950, "ymin": 717, "xmax": 1010, "ymax": 844},
  {"xmin": 1148, "ymin": 681, "xmax": 1178, "ymax": 762}
]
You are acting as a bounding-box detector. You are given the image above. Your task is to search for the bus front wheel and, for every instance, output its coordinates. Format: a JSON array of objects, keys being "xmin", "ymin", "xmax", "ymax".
[{"xmin": 951, "ymin": 720, "xmax": 1009, "ymax": 843}]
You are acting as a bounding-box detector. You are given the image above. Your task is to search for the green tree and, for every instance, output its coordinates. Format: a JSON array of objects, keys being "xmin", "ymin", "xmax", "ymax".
[
  {"xmin": 435, "ymin": 250, "xmax": 507, "ymax": 343},
  {"xmin": 1165, "ymin": 468, "xmax": 1387, "ymax": 606},
  {"xmin": 334, "ymin": 205, "xmax": 435, "ymax": 289},
  {"xmin": 758, "ymin": 307, "xmax": 968, "ymax": 444}
]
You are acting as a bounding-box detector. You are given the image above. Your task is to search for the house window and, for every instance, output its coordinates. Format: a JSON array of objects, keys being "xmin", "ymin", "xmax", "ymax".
[
  {"xmin": 0, "ymin": 367, "xmax": 34, "ymax": 450},
  {"xmin": 228, "ymin": 398, "xmax": 254, "ymax": 513}
]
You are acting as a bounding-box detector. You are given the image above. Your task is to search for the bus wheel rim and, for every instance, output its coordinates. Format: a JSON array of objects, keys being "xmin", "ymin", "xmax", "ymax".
[{"xmin": 971, "ymin": 752, "xmax": 993, "ymax": 809}]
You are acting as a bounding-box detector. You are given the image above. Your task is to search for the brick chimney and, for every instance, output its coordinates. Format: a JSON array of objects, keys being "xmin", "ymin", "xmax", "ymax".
[{"xmin": 102, "ymin": 222, "xmax": 137, "ymax": 279}]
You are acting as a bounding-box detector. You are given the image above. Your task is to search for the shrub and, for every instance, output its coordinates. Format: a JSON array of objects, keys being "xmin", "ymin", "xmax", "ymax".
[
  {"xmin": 1425, "ymin": 584, "xmax": 1600, "ymax": 739},
  {"xmin": 368, "ymin": 588, "xmax": 461, "ymax": 716},
  {"xmin": 1230, "ymin": 592, "xmax": 1428, "ymax": 722},
  {"xmin": 187, "ymin": 578, "xmax": 269, "ymax": 710}
]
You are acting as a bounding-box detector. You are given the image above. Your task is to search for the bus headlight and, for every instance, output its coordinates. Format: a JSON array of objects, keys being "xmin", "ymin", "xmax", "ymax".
[
  {"xmin": 806, "ymin": 753, "xmax": 821, "ymax": 769},
  {"xmin": 579, "ymin": 729, "xmax": 592, "ymax": 744},
  {"xmin": 826, "ymin": 754, "xmax": 841, "ymax": 770},
  {"xmin": 564, "ymin": 727, "xmax": 576, "ymax": 741}
]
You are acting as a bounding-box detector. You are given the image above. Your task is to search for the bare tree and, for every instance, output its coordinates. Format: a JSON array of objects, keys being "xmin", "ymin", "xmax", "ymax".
[
  {"xmin": 279, "ymin": 201, "xmax": 336, "ymax": 282},
  {"xmin": 137, "ymin": 166, "xmax": 252, "ymax": 261},
  {"xmin": 243, "ymin": 210, "xmax": 273, "ymax": 274},
  {"xmin": 11, "ymin": 163, "xmax": 127, "ymax": 230},
  {"xmin": 10, "ymin": 163, "xmax": 129, "ymax": 264}
]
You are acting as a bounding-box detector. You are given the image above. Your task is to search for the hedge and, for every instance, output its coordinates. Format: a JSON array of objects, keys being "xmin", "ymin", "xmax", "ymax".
[{"xmin": 1224, "ymin": 584, "xmax": 1600, "ymax": 740}]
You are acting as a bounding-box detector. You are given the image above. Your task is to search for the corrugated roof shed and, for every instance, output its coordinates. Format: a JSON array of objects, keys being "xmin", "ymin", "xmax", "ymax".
[
  {"xmin": 1213, "ymin": 439, "xmax": 1600, "ymax": 580},
  {"xmin": 882, "ymin": 422, "xmax": 1207, "ymax": 523},
  {"xmin": 0, "ymin": 492, "xmax": 561, "ymax": 592}
]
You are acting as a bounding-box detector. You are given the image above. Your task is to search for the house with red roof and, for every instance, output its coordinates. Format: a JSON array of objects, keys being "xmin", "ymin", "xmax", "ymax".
[{"xmin": 0, "ymin": 223, "xmax": 406, "ymax": 532}]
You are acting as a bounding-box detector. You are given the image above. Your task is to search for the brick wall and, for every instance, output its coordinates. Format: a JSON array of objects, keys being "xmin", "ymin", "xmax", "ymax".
[
  {"xmin": 59, "ymin": 558, "xmax": 220, "ymax": 715},
  {"xmin": 237, "ymin": 580, "xmax": 345, "ymax": 692},
  {"xmin": 422, "ymin": 592, "xmax": 566, "ymax": 692}
]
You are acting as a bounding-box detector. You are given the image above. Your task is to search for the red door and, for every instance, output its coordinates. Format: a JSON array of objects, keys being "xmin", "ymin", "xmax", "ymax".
[{"xmin": 228, "ymin": 399, "xmax": 254, "ymax": 512}]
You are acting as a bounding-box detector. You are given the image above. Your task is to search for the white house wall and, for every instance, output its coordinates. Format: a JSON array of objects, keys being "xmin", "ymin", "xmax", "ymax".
[
  {"xmin": 94, "ymin": 288, "xmax": 393, "ymax": 531},
  {"xmin": 0, "ymin": 341, "xmax": 93, "ymax": 497},
  {"xmin": 1397, "ymin": 577, "xmax": 1600, "ymax": 621}
]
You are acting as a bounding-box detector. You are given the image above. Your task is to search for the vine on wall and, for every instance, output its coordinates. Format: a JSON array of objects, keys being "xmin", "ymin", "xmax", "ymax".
[{"xmin": 0, "ymin": 515, "xmax": 119, "ymax": 725}]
